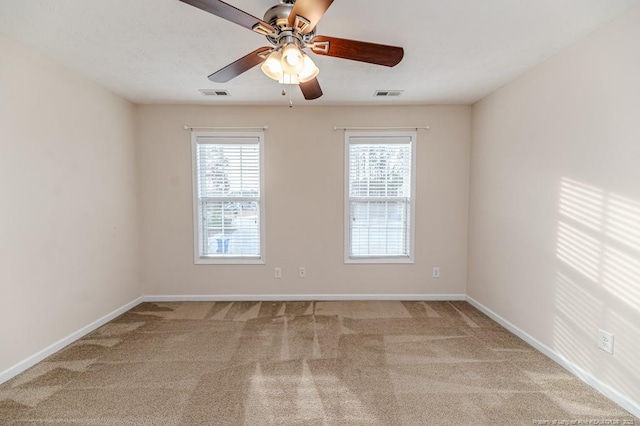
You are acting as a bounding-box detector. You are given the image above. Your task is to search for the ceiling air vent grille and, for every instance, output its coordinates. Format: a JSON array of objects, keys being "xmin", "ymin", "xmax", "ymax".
[
  {"xmin": 374, "ymin": 90, "xmax": 404, "ymax": 97},
  {"xmin": 199, "ymin": 89, "xmax": 230, "ymax": 96}
]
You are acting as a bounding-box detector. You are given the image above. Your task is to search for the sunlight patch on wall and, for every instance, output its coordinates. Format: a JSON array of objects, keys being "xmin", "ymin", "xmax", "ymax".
[
  {"xmin": 603, "ymin": 246, "xmax": 640, "ymax": 310},
  {"xmin": 556, "ymin": 222, "xmax": 601, "ymax": 282},
  {"xmin": 554, "ymin": 177, "xmax": 640, "ymax": 402},
  {"xmin": 605, "ymin": 193, "xmax": 640, "ymax": 253},
  {"xmin": 552, "ymin": 271, "xmax": 600, "ymax": 371},
  {"xmin": 555, "ymin": 271, "xmax": 601, "ymax": 333},
  {"xmin": 552, "ymin": 314, "xmax": 596, "ymax": 372},
  {"xmin": 559, "ymin": 178, "xmax": 604, "ymax": 231}
]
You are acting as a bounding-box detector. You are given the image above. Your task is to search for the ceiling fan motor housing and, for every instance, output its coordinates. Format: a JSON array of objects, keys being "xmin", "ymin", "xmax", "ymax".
[{"xmin": 263, "ymin": 2, "xmax": 315, "ymax": 47}]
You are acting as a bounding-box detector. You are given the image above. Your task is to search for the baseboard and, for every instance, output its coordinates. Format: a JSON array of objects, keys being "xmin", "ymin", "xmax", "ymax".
[
  {"xmin": 466, "ymin": 295, "xmax": 640, "ymax": 419},
  {"xmin": 0, "ymin": 296, "xmax": 144, "ymax": 385},
  {"xmin": 143, "ymin": 293, "xmax": 466, "ymax": 302}
]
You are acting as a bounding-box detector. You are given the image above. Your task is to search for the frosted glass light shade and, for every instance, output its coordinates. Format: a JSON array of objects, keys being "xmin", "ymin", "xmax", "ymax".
[
  {"xmin": 261, "ymin": 51, "xmax": 283, "ymax": 81},
  {"xmin": 281, "ymin": 43, "xmax": 304, "ymax": 74},
  {"xmin": 298, "ymin": 54, "xmax": 319, "ymax": 83}
]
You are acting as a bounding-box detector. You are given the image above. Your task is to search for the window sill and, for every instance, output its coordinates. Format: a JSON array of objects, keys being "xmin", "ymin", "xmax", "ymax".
[
  {"xmin": 195, "ymin": 256, "xmax": 265, "ymax": 265},
  {"xmin": 345, "ymin": 256, "xmax": 414, "ymax": 264}
]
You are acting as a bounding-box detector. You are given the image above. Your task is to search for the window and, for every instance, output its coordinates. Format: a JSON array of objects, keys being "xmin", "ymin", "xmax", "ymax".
[
  {"xmin": 192, "ymin": 131, "xmax": 264, "ymax": 264},
  {"xmin": 345, "ymin": 131, "xmax": 416, "ymax": 263}
]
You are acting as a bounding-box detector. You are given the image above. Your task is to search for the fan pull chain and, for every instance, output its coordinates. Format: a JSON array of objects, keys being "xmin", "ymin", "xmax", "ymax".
[
  {"xmin": 289, "ymin": 83, "xmax": 294, "ymax": 108},
  {"xmin": 280, "ymin": 85, "xmax": 294, "ymax": 108}
]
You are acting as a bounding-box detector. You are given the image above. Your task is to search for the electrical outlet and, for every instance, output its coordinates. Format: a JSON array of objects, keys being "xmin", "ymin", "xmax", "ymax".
[
  {"xmin": 274, "ymin": 267, "xmax": 282, "ymax": 279},
  {"xmin": 432, "ymin": 267, "xmax": 440, "ymax": 278},
  {"xmin": 299, "ymin": 267, "xmax": 306, "ymax": 278},
  {"xmin": 598, "ymin": 329, "xmax": 614, "ymax": 354}
]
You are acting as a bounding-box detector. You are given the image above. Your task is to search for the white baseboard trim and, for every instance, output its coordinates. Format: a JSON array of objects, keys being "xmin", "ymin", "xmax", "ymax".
[
  {"xmin": 466, "ymin": 295, "xmax": 640, "ymax": 419},
  {"xmin": 143, "ymin": 293, "xmax": 466, "ymax": 302},
  {"xmin": 0, "ymin": 296, "xmax": 144, "ymax": 386}
]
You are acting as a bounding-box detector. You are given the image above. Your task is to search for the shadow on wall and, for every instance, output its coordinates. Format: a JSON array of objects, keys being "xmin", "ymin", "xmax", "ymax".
[{"xmin": 554, "ymin": 177, "xmax": 640, "ymax": 400}]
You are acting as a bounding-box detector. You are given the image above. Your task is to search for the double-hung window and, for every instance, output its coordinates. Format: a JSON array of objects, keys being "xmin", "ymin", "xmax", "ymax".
[
  {"xmin": 192, "ymin": 131, "xmax": 264, "ymax": 264},
  {"xmin": 345, "ymin": 131, "xmax": 416, "ymax": 263}
]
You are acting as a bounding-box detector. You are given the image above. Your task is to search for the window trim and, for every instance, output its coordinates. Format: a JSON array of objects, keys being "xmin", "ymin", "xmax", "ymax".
[
  {"xmin": 191, "ymin": 131, "xmax": 265, "ymax": 265},
  {"xmin": 344, "ymin": 130, "xmax": 417, "ymax": 264}
]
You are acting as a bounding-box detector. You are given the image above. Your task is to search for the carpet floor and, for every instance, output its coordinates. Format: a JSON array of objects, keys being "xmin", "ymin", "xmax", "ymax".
[{"xmin": 0, "ymin": 301, "xmax": 636, "ymax": 425}]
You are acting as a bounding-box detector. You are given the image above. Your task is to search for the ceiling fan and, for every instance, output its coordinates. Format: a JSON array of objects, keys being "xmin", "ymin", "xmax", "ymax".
[{"xmin": 178, "ymin": 0, "xmax": 404, "ymax": 100}]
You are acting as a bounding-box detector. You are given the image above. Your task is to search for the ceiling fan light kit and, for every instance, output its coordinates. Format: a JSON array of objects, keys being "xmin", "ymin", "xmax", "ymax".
[
  {"xmin": 261, "ymin": 43, "xmax": 319, "ymax": 84},
  {"xmin": 179, "ymin": 0, "xmax": 404, "ymax": 100}
]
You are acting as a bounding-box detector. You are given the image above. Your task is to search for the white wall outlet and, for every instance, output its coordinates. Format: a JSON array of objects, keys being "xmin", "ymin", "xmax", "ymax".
[
  {"xmin": 432, "ymin": 267, "xmax": 440, "ymax": 278},
  {"xmin": 274, "ymin": 267, "xmax": 282, "ymax": 279},
  {"xmin": 598, "ymin": 329, "xmax": 614, "ymax": 354},
  {"xmin": 299, "ymin": 267, "xmax": 306, "ymax": 278}
]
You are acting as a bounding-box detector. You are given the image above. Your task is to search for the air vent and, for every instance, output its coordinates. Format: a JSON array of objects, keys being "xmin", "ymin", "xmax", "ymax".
[
  {"xmin": 199, "ymin": 89, "xmax": 230, "ymax": 96},
  {"xmin": 374, "ymin": 90, "xmax": 404, "ymax": 97}
]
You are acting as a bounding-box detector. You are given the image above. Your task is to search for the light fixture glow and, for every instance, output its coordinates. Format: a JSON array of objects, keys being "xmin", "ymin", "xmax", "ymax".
[
  {"xmin": 298, "ymin": 54, "xmax": 319, "ymax": 83},
  {"xmin": 261, "ymin": 51, "xmax": 283, "ymax": 81},
  {"xmin": 260, "ymin": 45, "xmax": 318, "ymax": 86},
  {"xmin": 281, "ymin": 43, "xmax": 304, "ymax": 74},
  {"xmin": 285, "ymin": 52, "xmax": 299, "ymax": 66}
]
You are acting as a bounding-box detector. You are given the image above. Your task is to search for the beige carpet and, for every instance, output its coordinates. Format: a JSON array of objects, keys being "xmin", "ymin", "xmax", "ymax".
[{"xmin": 0, "ymin": 301, "xmax": 636, "ymax": 425}]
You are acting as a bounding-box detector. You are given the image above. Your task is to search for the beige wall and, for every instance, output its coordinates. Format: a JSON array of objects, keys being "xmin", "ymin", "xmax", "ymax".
[
  {"xmin": 0, "ymin": 36, "xmax": 141, "ymax": 372},
  {"xmin": 137, "ymin": 105, "xmax": 470, "ymax": 296},
  {"xmin": 469, "ymin": 6, "xmax": 640, "ymax": 405}
]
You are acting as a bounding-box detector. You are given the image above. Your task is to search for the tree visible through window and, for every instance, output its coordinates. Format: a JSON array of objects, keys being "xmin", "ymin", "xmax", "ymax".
[
  {"xmin": 192, "ymin": 132, "xmax": 264, "ymax": 264},
  {"xmin": 345, "ymin": 132, "xmax": 416, "ymax": 263}
]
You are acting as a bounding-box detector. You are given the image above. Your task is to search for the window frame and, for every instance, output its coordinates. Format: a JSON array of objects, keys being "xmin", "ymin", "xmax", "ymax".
[
  {"xmin": 344, "ymin": 130, "xmax": 417, "ymax": 264},
  {"xmin": 191, "ymin": 131, "xmax": 265, "ymax": 265}
]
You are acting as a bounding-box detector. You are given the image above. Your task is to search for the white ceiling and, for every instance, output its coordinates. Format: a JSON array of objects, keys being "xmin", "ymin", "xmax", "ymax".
[{"xmin": 1, "ymin": 0, "xmax": 638, "ymax": 105}]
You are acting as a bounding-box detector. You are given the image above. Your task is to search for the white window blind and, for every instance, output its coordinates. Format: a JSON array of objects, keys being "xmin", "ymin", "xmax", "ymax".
[
  {"xmin": 192, "ymin": 132, "xmax": 264, "ymax": 264},
  {"xmin": 345, "ymin": 132, "xmax": 416, "ymax": 263}
]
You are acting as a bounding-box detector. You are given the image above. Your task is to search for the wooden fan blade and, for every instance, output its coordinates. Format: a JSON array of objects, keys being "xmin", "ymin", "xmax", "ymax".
[
  {"xmin": 299, "ymin": 77, "xmax": 323, "ymax": 100},
  {"xmin": 288, "ymin": 0, "xmax": 334, "ymax": 34},
  {"xmin": 208, "ymin": 47, "xmax": 272, "ymax": 83},
  {"xmin": 310, "ymin": 36, "xmax": 404, "ymax": 67},
  {"xmin": 179, "ymin": 0, "xmax": 275, "ymax": 35}
]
